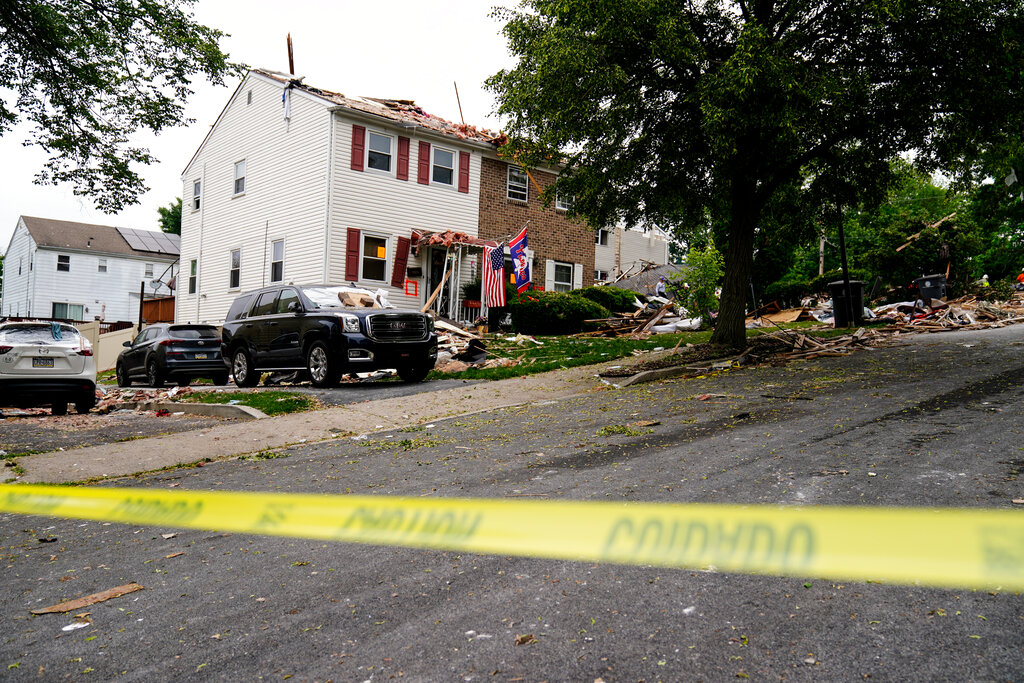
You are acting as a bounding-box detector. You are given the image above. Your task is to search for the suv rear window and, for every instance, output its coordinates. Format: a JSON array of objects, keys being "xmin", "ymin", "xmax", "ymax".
[
  {"xmin": 168, "ymin": 326, "xmax": 219, "ymax": 339},
  {"xmin": 225, "ymin": 294, "xmax": 255, "ymax": 321},
  {"xmin": 0, "ymin": 323, "xmax": 80, "ymax": 343}
]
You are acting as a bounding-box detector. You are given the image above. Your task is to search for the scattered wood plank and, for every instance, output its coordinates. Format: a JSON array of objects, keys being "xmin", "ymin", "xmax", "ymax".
[{"xmin": 31, "ymin": 583, "xmax": 144, "ymax": 615}]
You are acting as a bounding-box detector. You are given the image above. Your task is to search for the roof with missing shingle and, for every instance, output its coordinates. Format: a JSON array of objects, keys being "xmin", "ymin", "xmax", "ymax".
[
  {"xmin": 254, "ymin": 69, "xmax": 502, "ymax": 145},
  {"xmin": 19, "ymin": 216, "xmax": 179, "ymax": 260}
]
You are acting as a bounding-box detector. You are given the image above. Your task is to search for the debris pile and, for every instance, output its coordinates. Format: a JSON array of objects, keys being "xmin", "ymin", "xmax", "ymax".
[
  {"xmin": 579, "ymin": 299, "xmax": 700, "ymax": 338},
  {"xmin": 433, "ymin": 320, "xmax": 519, "ymax": 372},
  {"xmin": 876, "ymin": 296, "xmax": 1024, "ymax": 331}
]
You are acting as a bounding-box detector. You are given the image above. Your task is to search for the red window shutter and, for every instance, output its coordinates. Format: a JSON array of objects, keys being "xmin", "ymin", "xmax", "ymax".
[
  {"xmin": 397, "ymin": 136, "xmax": 410, "ymax": 181},
  {"xmin": 417, "ymin": 141, "xmax": 431, "ymax": 185},
  {"xmin": 458, "ymin": 151, "xmax": 470, "ymax": 193},
  {"xmin": 345, "ymin": 227, "xmax": 361, "ymax": 281},
  {"xmin": 351, "ymin": 125, "xmax": 365, "ymax": 171},
  {"xmin": 390, "ymin": 237, "xmax": 411, "ymax": 288}
]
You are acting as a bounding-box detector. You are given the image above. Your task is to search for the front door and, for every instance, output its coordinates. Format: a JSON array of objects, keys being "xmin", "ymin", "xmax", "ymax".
[{"xmin": 426, "ymin": 248, "xmax": 452, "ymax": 318}]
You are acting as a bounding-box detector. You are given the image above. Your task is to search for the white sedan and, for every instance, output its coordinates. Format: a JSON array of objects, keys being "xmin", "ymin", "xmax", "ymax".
[{"xmin": 0, "ymin": 321, "xmax": 97, "ymax": 415}]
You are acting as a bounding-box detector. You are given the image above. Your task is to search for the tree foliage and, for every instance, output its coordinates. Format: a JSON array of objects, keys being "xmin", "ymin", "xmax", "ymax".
[
  {"xmin": 0, "ymin": 0, "xmax": 239, "ymax": 212},
  {"xmin": 669, "ymin": 243, "xmax": 724, "ymax": 324},
  {"xmin": 488, "ymin": 0, "xmax": 1024, "ymax": 348},
  {"xmin": 157, "ymin": 197, "xmax": 182, "ymax": 235}
]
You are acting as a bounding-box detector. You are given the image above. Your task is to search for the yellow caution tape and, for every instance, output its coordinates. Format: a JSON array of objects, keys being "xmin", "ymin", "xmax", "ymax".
[{"xmin": 2, "ymin": 484, "xmax": 1022, "ymax": 590}]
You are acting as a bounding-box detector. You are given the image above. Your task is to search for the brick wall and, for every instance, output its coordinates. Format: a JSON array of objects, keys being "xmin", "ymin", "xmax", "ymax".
[{"xmin": 478, "ymin": 156, "xmax": 595, "ymax": 288}]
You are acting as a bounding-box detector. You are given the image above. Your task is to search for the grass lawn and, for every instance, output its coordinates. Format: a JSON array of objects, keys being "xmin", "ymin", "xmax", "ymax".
[
  {"xmin": 429, "ymin": 321, "xmax": 870, "ymax": 381},
  {"xmin": 179, "ymin": 390, "xmax": 320, "ymax": 416}
]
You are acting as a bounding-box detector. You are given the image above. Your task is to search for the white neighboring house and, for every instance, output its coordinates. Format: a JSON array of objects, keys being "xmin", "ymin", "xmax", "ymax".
[
  {"xmin": 1, "ymin": 216, "xmax": 179, "ymax": 322},
  {"xmin": 178, "ymin": 68, "xmax": 495, "ymax": 324},
  {"xmin": 593, "ymin": 225, "xmax": 671, "ymax": 283}
]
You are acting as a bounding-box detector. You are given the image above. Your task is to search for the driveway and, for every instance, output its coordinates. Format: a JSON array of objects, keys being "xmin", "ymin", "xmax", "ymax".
[{"xmin": 1, "ymin": 325, "xmax": 1023, "ymax": 680}]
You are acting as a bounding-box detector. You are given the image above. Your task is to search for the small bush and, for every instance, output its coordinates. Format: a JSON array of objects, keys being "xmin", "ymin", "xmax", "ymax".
[
  {"xmin": 507, "ymin": 290, "xmax": 611, "ymax": 335},
  {"xmin": 574, "ymin": 286, "xmax": 639, "ymax": 313}
]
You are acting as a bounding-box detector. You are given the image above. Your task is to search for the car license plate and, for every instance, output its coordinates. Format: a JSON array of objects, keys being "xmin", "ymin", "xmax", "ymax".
[
  {"xmin": 32, "ymin": 358, "xmax": 54, "ymax": 368},
  {"xmin": 194, "ymin": 353, "xmax": 207, "ymax": 360}
]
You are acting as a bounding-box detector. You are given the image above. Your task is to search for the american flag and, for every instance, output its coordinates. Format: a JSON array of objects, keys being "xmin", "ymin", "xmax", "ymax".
[{"xmin": 483, "ymin": 243, "xmax": 506, "ymax": 308}]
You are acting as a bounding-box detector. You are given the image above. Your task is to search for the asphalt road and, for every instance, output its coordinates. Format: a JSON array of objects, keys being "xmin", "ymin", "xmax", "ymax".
[{"xmin": 2, "ymin": 326, "xmax": 1024, "ymax": 681}]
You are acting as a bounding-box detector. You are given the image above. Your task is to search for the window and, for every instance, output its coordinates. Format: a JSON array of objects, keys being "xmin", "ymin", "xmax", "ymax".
[
  {"xmin": 51, "ymin": 302, "xmax": 84, "ymax": 320},
  {"xmin": 252, "ymin": 290, "xmax": 277, "ymax": 317},
  {"xmin": 57, "ymin": 254, "xmax": 70, "ymax": 272},
  {"xmin": 556, "ymin": 192, "xmax": 574, "ymax": 211},
  {"xmin": 362, "ymin": 234, "xmax": 388, "ymax": 282},
  {"xmin": 270, "ymin": 239, "xmax": 284, "ymax": 283},
  {"xmin": 595, "ymin": 269, "xmax": 609, "ymax": 282},
  {"xmin": 247, "ymin": 90, "xmax": 253, "ymax": 105},
  {"xmin": 18, "ymin": 257, "xmax": 22, "ymax": 275},
  {"xmin": 553, "ymin": 262, "xmax": 573, "ymax": 293},
  {"xmin": 595, "ymin": 229, "xmax": 610, "ymax": 246},
  {"xmin": 229, "ymin": 249, "xmax": 241, "ymax": 289},
  {"xmin": 507, "ymin": 166, "xmax": 528, "ymax": 201},
  {"xmin": 367, "ymin": 132, "xmax": 392, "ymax": 172},
  {"xmin": 192, "ymin": 180, "xmax": 201, "ymax": 211},
  {"xmin": 188, "ymin": 259, "xmax": 197, "ymax": 295},
  {"xmin": 145, "ymin": 263, "xmax": 154, "ymax": 279},
  {"xmin": 98, "ymin": 258, "xmax": 107, "ymax": 273},
  {"xmin": 432, "ymin": 147, "xmax": 455, "ymax": 186},
  {"xmin": 234, "ymin": 159, "xmax": 246, "ymax": 195},
  {"xmin": 276, "ymin": 288, "xmax": 300, "ymax": 314}
]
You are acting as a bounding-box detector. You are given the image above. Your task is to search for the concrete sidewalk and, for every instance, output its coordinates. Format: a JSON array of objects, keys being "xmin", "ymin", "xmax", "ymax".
[{"xmin": 16, "ymin": 364, "xmax": 614, "ymax": 483}]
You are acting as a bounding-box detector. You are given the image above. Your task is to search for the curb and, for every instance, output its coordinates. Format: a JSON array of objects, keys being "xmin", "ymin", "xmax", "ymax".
[{"xmin": 113, "ymin": 401, "xmax": 267, "ymax": 420}]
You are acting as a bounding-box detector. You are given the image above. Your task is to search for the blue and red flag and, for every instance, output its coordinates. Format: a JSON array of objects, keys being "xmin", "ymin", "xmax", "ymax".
[{"xmin": 509, "ymin": 226, "xmax": 530, "ymax": 293}]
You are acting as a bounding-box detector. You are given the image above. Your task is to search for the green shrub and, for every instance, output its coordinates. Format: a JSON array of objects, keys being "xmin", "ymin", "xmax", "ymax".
[
  {"xmin": 573, "ymin": 285, "xmax": 640, "ymax": 313},
  {"xmin": 507, "ymin": 290, "xmax": 611, "ymax": 335},
  {"xmin": 761, "ymin": 279, "xmax": 811, "ymax": 307}
]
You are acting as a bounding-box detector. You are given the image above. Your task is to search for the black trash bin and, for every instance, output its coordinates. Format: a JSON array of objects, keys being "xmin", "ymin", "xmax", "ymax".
[
  {"xmin": 914, "ymin": 274, "xmax": 947, "ymax": 303},
  {"xmin": 828, "ymin": 280, "xmax": 865, "ymax": 327}
]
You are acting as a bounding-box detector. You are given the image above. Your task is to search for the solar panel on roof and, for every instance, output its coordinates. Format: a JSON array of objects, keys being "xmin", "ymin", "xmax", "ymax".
[{"xmin": 116, "ymin": 227, "xmax": 179, "ymax": 256}]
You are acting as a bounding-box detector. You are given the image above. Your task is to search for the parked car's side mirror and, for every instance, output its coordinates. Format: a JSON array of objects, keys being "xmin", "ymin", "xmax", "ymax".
[{"xmin": 123, "ymin": 341, "xmax": 131, "ymax": 347}]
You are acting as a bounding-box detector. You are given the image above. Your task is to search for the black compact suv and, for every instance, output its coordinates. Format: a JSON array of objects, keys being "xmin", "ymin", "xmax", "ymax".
[
  {"xmin": 116, "ymin": 323, "xmax": 228, "ymax": 387},
  {"xmin": 219, "ymin": 285, "xmax": 438, "ymax": 388}
]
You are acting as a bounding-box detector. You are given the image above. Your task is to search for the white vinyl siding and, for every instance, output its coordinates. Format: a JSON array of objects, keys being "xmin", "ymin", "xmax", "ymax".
[
  {"xmin": 329, "ymin": 113, "xmax": 481, "ymax": 306},
  {"xmin": 177, "ymin": 73, "xmax": 331, "ymax": 323}
]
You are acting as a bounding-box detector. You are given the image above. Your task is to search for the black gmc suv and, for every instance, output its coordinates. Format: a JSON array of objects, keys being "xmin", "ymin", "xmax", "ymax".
[{"xmin": 220, "ymin": 285, "xmax": 438, "ymax": 387}]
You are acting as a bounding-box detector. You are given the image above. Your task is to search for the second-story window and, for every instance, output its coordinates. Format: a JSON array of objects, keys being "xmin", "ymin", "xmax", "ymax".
[
  {"xmin": 595, "ymin": 229, "xmax": 610, "ymax": 246},
  {"xmin": 556, "ymin": 192, "xmax": 574, "ymax": 211},
  {"xmin": 57, "ymin": 254, "xmax": 70, "ymax": 272},
  {"xmin": 270, "ymin": 239, "xmax": 284, "ymax": 282},
  {"xmin": 507, "ymin": 166, "xmax": 528, "ymax": 202},
  {"xmin": 367, "ymin": 132, "xmax": 392, "ymax": 173},
  {"xmin": 98, "ymin": 258, "xmax": 107, "ymax": 273},
  {"xmin": 234, "ymin": 159, "xmax": 246, "ymax": 195},
  {"xmin": 432, "ymin": 147, "xmax": 455, "ymax": 186},
  {"xmin": 192, "ymin": 180, "xmax": 201, "ymax": 211},
  {"xmin": 145, "ymin": 263, "xmax": 154, "ymax": 279},
  {"xmin": 229, "ymin": 249, "xmax": 241, "ymax": 289}
]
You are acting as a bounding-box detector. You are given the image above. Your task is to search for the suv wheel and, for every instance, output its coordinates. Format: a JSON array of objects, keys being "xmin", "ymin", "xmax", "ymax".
[
  {"xmin": 306, "ymin": 341, "xmax": 337, "ymax": 388},
  {"xmin": 397, "ymin": 365, "xmax": 430, "ymax": 383},
  {"xmin": 115, "ymin": 362, "xmax": 131, "ymax": 387},
  {"xmin": 75, "ymin": 392, "xmax": 97, "ymax": 414},
  {"xmin": 232, "ymin": 348, "xmax": 259, "ymax": 387},
  {"xmin": 146, "ymin": 359, "xmax": 164, "ymax": 388}
]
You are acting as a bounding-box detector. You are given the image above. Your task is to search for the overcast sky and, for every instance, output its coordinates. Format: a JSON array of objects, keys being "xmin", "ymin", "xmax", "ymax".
[{"xmin": 0, "ymin": 0, "xmax": 517, "ymax": 251}]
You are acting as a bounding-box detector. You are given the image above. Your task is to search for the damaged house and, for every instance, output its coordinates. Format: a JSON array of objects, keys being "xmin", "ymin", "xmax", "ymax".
[{"xmin": 177, "ymin": 68, "xmax": 654, "ymax": 326}]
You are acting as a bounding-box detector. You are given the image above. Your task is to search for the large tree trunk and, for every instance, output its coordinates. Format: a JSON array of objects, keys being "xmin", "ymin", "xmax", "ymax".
[{"xmin": 710, "ymin": 180, "xmax": 759, "ymax": 350}]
